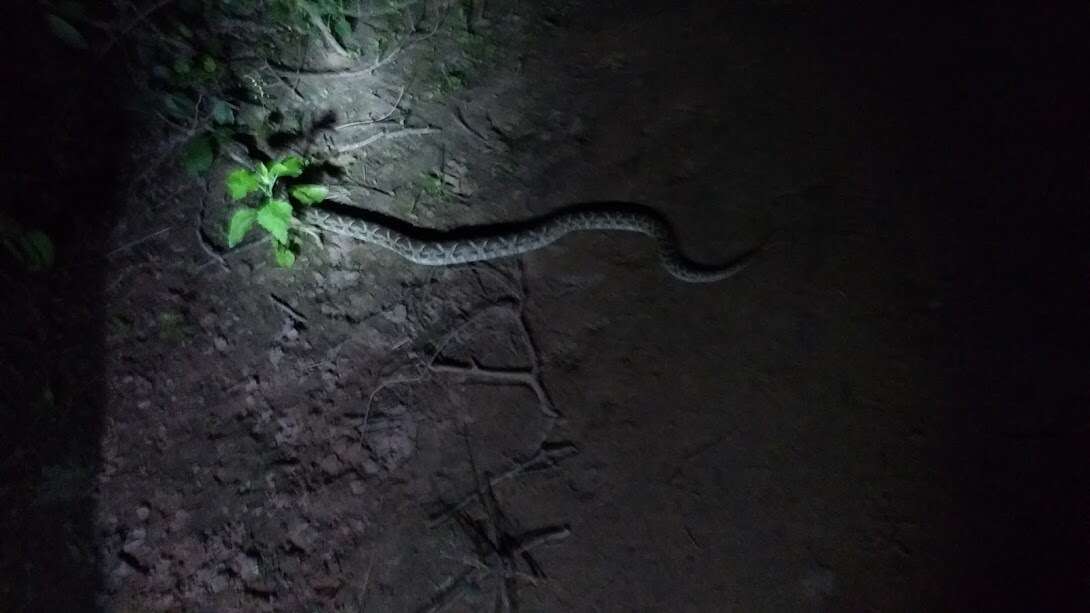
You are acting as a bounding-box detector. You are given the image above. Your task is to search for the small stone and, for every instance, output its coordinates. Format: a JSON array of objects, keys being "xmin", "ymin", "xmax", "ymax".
[
  {"xmin": 111, "ymin": 560, "xmax": 135, "ymax": 582},
  {"xmin": 213, "ymin": 336, "xmax": 229, "ymax": 351},
  {"xmin": 136, "ymin": 506, "xmax": 150, "ymax": 521},
  {"xmin": 121, "ymin": 529, "xmax": 154, "ymax": 570},
  {"xmin": 288, "ymin": 521, "xmax": 313, "ymax": 552},
  {"xmin": 384, "ymin": 303, "xmax": 408, "ymax": 324},
  {"xmin": 329, "ymin": 270, "xmax": 360, "ymax": 288},
  {"xmin": 232, "ymin": 553, "xmax": 261, "ymax": 582},
  {"xmin": 349, "ymin": 480, "xmax": 366, "ymax": 496},
  {"xmin": 319, "ymin": 453, "xmax": 344, "ymax": 476},
  {"xmin": 268, "ymin": 347, "xmax": 284, "ymax": 367}
]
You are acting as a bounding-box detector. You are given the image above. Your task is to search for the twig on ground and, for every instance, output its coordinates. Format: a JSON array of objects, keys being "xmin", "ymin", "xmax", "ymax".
[
  {"xmin": 359, "ymin": 298, "xmax": 557, "ymax": 439},
  {"xmin": 358, "ymin": 304, "xmax": 508, "ymax": 431},
  {"xmin": 335, "ymin": 86, "xmax": 407, "ymax": 129},
  {"xmin": 420, "ymin": 447, "xmax": 571, "ymax": 613},
  {"xmin": 196, "ymin": 186, "xmax": 230, "ymax": 273},
  {"xmin": 296, "ymin": 0, "xmax": 355, "ymax": 60},
  {"xmin": 431, "ymin": 360, "xmax": 557, "ymax": 418},
  {"xmin": 335, "ymin": 127, "xmax": 440, "ymax": 154},
  {"xmin": 196, "ymin": 224, "xmax": 229, "ymax": 273},
  {"xmin": 454, "ymin": 105, "xmax": 499, "ymax": 150},
  {"xmin": 106, "ymin": 227, "xmax": 172, "ymax": 257},
  {"xmin": 420, "ymin": 567, "xmax": 485, "ymax": 613},
  {"xmin": 422, "ymin": 300, "xmax": 555, "ymax": 417},
  {"xmin": 342, "ymin": 181, "xmax": 396, "ymax": 198},
  {"xmin": 264, "ymin": 60, "xmax": 307, "ymax": 102},
  {"xmin": 198, "ymin": 233, "xmax": 272, "ymax": 273},
  {"xmin": 426, "ymin": 442, "xmax": 579, "ymax": 528},
  {"xmin": 272, "ymin": 18, "xmax": 443, "ymax": 77},
  {"xmin": 270, "ymin": 293, "xmax": 308, "ymax": 323},
  {"xmin": 353, "ymin": 17, "xmax": 442, "ymax": 75},
  {"xmin": 358, "ymin": 554, "xmax": 375, "ymax": 607},
  {"xmin": 360, "ymin": 369, "xmax": 427, "ymax": 435}
]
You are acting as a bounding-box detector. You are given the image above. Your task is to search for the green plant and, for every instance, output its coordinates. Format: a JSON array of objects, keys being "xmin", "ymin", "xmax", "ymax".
[
  {"xmin": 225, "ymin": 155, "xmax": 328, "ymax": 267},
  {"xmin": 417, "ymin": 169, "xmax": 453, "ymax": 201},
  {"xmin": 150, "ymin": 35, "xmax": 238, "ymax": 176},
  {"xmin": 434, "ymin": 65, "xmax": 467, "ymax": 94}
]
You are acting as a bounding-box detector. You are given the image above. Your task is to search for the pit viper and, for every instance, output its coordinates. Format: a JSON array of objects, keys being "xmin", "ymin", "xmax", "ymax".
[{"xmin": 301, "ymin": 204, "xmax": 764, "ymax": 283}]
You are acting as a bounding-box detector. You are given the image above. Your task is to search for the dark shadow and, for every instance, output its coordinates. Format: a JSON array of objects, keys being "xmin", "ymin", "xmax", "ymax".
[
  {"xmin": 0, "ymin": 5, "xmax": 131, "ymax": 611},
  {"xmin": 812, "ymin": 3, "xmax": 1090, "ymax": 606}
]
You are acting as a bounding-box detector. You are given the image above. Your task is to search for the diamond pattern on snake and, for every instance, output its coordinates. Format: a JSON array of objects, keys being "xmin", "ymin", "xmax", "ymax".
[{"xmin": 301, "ymin": 204, "xmax": 765, "ymax": 283}]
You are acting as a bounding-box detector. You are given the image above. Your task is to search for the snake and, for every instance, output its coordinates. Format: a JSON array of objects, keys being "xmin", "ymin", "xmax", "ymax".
[{"xmin": 300, "ymin": 203, "xmax": 765, "ymax": 283}]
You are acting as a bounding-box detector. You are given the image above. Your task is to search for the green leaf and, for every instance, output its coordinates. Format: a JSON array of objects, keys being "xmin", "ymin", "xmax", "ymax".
[
  {"xmin": 333, "ymin": 16, "xmax": 354, "ymax": 47},
  {"xmin": 290, "ymin": 184, "xmax": 328, "ymax": 205},
  {"xmin": 182, "ymin": 134, "xmax": 215, "ymax": 176},
  {"xmin": 46, "ymin": 14, "xmax": 88, "ymax": 50},
  {"xmin": 210, "ymin": 98, "xmax": 234, "ymax": 125},
  {"xmin": 226, "ymin": 169, "xmax": 258, "ymax": 200},
  {"xmin": 268, "ymin": 155, "xmax": 305, "ymax": 180},
  {"xmin": 254, "ymin": 161, "xmax": 271, "ymax": 186},
  {"xmin": 256, "ymin": 199, "xmax": 293, "ymax": 244},
  {"xmin": 227, "ymin": 208, "xmax": 257, "ymax": 247},
  {"xmin": 274, "ymin": 243, "xmax": 296, "ymax": 267},
  {"xmin": 201, "ymin": 55, "xmax": 217, "ymax": 73},
  {"xmin": 21, "ymin": 231, "xmax": 54, "ymax": 271}
]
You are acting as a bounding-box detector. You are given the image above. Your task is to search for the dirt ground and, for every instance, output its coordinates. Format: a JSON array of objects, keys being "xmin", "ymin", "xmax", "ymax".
[{"xmin": 2, "ymin": 1, "xmax": 1088, "ymax": 611}]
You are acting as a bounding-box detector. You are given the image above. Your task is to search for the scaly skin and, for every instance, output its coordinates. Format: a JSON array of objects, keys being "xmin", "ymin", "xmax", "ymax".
[{"xmin": 301, "ymin": 206, "xmax": 762, "ymax": 283}]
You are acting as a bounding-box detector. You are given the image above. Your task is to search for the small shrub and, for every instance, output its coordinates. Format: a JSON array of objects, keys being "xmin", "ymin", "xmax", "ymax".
[{"xmin": 225, "ymin": 156, "xmax": 328, "ymax": 267}]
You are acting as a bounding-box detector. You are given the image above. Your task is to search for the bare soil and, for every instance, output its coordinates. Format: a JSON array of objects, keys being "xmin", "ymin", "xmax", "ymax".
[{"xmin": 3, "ymin": 1, "xmax": 1088, "ymax": 611}]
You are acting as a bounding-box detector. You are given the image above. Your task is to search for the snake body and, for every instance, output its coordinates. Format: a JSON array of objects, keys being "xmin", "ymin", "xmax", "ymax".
[{"xmin": 301, "ymin": 205, "xmax": 761, "ymax": 283}]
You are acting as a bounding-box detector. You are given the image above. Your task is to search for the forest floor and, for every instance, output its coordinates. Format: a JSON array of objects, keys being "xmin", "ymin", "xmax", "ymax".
[{"xmin": 2, "ymin": 1, "xmax": 1087, "ymax": 611}]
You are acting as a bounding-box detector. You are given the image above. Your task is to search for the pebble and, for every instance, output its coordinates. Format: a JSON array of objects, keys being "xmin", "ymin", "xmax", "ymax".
[{"xmin": 384, "ymin": 303, "xmax": 408, "ymax": 324}]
